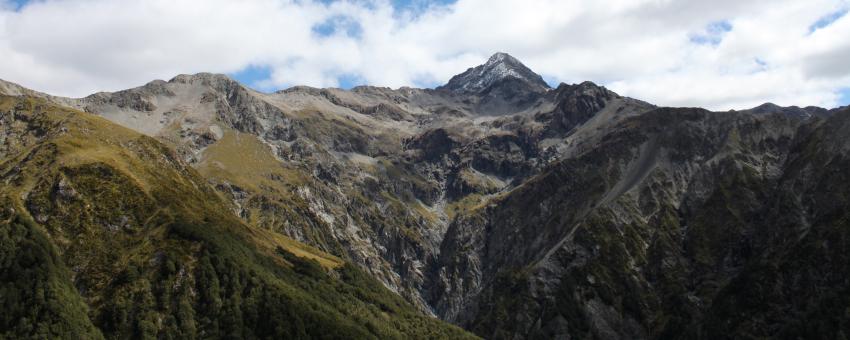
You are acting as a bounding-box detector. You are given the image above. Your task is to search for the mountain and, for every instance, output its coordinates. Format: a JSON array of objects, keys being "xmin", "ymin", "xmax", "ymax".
[
  {"xmin": 439, "ymin": 52, "xmax": 550, "ymax": 94},
  {"xmin": 740, "ymin": 102, "xmax": 833, "ymax": 119},
  {"xmin": 437, "ymin": 52, "xmax": 552, "ymax": 115},
  {"xmin": 0, "ymin": 95, "xmax": 475, "ymax": 339},
  {"xmin": 2, "ymin": 53, "xmax": 849, "ymax": 339},
  {"xmin": 435, "ymin": 107, "xmax": 850, "ymax": 339}
]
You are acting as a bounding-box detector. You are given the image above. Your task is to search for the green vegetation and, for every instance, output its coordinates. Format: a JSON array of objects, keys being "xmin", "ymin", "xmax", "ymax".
[
  {"xmin": 196, "ymin": 127, "xmax": 346, "ymax": 255},
  {"xmin": 445, "ymin": 194, "xmax": 486, "ymax": 221},
  {"xmin": 0, "ymin": 96, "xmax": 477, "ymax": 340},
  {"xmin": 197, "ymin": 129, "xmax": 307, "ymax": 191},
  {"xmin": 0, "ymin": 214, "xmax": 104, "ymax": 339}
]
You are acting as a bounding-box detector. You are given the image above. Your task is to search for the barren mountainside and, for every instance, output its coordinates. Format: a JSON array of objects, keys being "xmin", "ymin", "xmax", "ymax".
[{"xmin": 2, "ymin": 53, "xmax": 849, "ymax": 339}]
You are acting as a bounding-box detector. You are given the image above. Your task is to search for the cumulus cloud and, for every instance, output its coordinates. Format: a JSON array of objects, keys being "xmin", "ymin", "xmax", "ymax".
[{"xmin": 0, "ymin": 0, "xmax": 848, "ymax": 110}]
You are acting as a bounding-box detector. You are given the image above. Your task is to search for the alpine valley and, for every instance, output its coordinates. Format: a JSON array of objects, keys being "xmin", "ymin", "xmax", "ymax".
[{"xmin": 2, "ymin": 53, "xmax": 849, "ymax": 339}]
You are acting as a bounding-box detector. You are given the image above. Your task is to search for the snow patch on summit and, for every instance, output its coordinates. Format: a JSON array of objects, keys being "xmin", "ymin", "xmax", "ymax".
[{"xmin": 439, "ymin": 52, "xmax": 550, "ymax": 94}]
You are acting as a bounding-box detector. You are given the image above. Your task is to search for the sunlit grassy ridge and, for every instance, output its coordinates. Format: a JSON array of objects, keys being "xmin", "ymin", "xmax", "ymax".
[
  {"xmin": 194, "ymin": 126, "xmax": 348, "ymax": 254},
  {"xmin": 0, "ymin": 96, "xmax": 477, "ymax": 339},
  {"xmin": 197, "ymin": 130, "xmax": 308, "ymax": 192}
]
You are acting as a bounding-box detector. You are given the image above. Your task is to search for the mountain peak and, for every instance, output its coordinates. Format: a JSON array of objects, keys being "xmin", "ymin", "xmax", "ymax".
[
  {"xmin": 744, "ymin": 102, "xmax": 831, "ymax": 119},
  {"xmin": 169, "ymin": 72, "xmax": 237, "ymax": 85},
  {"xmin": 485, "ymin": 52, "xmax": 518, "ymax": 65},
  {"xmin": 439, "ymin": 52, "xmax": 550, "ymax": 94}
]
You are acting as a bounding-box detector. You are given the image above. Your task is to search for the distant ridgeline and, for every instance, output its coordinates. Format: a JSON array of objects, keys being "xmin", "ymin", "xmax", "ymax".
[{"xmin": 1, "ymin": 52, "xmax": 849, "ymax": 339}]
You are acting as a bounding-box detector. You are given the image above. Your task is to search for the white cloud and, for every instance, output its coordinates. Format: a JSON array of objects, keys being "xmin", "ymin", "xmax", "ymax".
[{"xmin": 0, "ymin": 0, "xmax": 848, "ymax": 110}]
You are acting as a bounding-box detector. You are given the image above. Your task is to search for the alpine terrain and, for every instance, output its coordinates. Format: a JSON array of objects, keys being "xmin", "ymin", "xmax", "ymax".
[{"xmin": 2, "ymin": 52, "xmax": 849, "ymax": 339}]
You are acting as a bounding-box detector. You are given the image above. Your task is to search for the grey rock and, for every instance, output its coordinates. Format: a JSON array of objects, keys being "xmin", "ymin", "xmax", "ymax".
[{"xmin": 2, "ymin": 52, "xmax": 848, "ymax": 340}]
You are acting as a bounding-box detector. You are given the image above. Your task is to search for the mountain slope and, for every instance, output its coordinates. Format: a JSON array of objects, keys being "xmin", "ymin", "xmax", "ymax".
[
  {"xmin": 2, "ymin": 52, "xmax": 849, "ymax": 340},
  {"xmin": 0, "ymin": 95, "xmax": 477, "ymax": 339},
  {"xmin": 431, "ymin": 106, "xmax": 850, "ymax": 339}
]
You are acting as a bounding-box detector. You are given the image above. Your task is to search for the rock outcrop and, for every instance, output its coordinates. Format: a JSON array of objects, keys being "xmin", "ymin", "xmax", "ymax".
[{"xmin": 3, "ymin": 52, "xmax": 849, "ymax": 339}]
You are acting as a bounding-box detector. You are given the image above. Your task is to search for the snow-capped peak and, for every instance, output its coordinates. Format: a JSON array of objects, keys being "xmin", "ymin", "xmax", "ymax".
[{"xmin": 439, "ymin": 52, "xmax": 550, "ymax": 94}]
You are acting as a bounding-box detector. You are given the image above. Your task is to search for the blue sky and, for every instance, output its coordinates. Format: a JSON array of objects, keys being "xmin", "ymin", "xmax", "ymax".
[
  {"xmin": 230, "ymin": 65, "xmax": 276, "ymax": 90},
  {"xmin": 2, "ymin": 0, "xmax": 849, "ymax": 110},
  {"xmin": 390, "ymin": 0, "xmax": 456, "ymax": 14},
  {"xmin": 6, "ymin": 0, "xmax": 26, "ymax": 9},
  {"xmin": 810, "ymin": 7, "xmax": 849, "ymax": 32},
  {"xmin": 689, "ymin": 20, "xmax": 733, "ymax": 46}
]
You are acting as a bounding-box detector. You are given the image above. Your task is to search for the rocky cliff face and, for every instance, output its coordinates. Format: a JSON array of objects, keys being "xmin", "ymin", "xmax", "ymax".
[{"xmin": 2, "ymin": 53, "xmax": 849, "ymax": 339}]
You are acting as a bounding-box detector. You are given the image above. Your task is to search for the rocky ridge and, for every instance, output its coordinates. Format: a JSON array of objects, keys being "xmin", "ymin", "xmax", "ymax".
[{"xmin": 2, "ymin": 53, "xmax": 849, "ymax": 339}]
